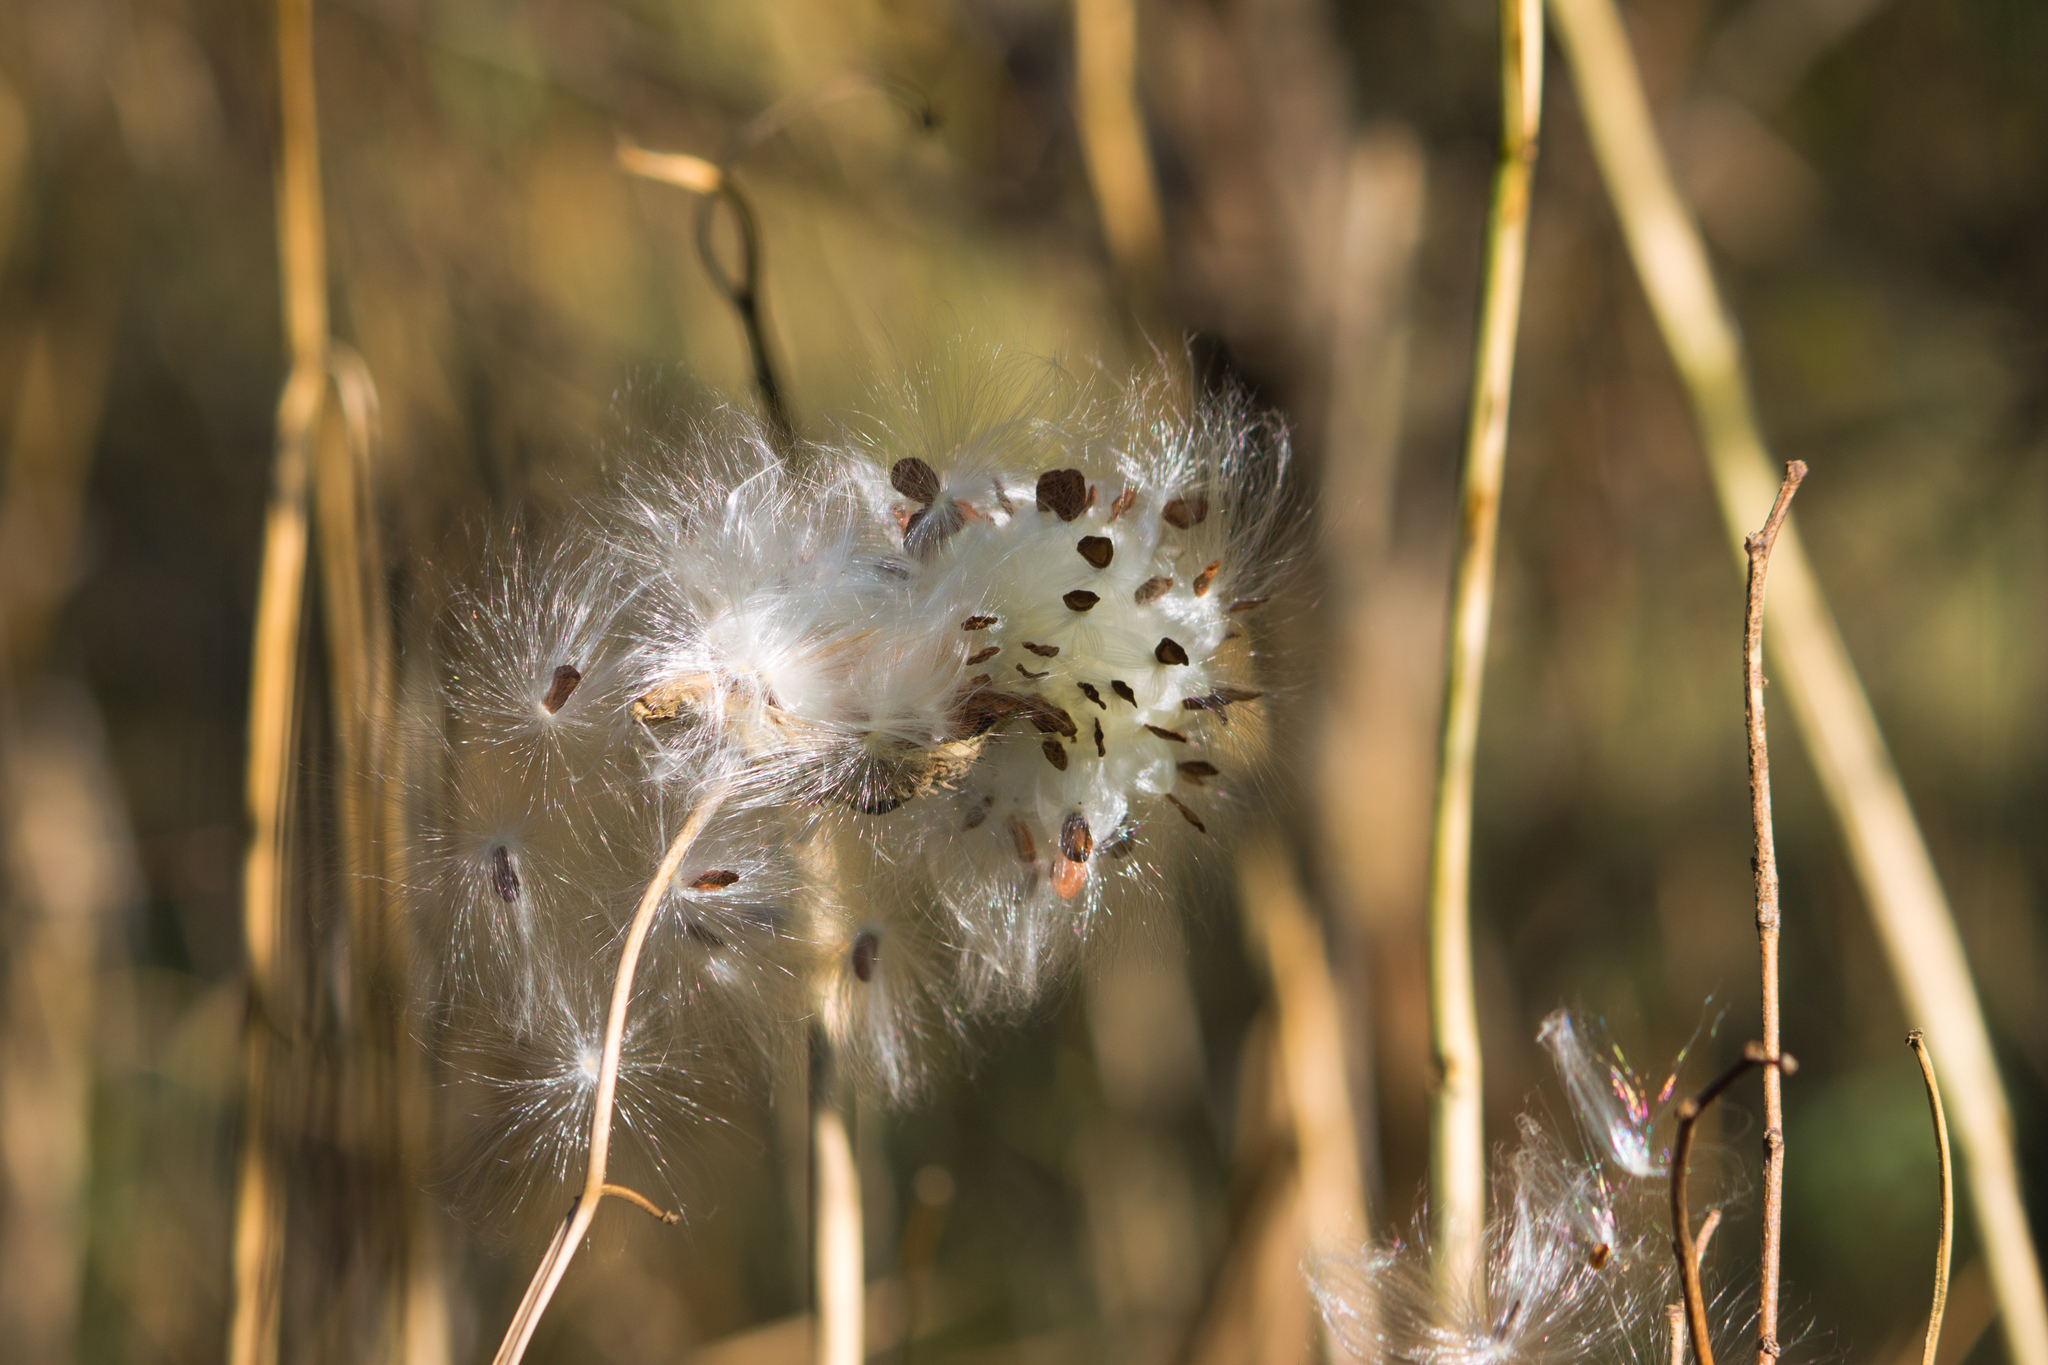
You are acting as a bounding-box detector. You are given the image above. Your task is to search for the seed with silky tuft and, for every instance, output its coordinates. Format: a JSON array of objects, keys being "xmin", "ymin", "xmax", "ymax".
[
  {"xmin": 851, "ymin": 931, "xmax": 880, "ymax": 983},
  {"xmin": 1162, "ymin": 495, "xmax": 1208, "ymax": 529},
  {"xmin": 1076, "ymin": 536, "xmax": 1114, "ymax": 568},
  {"xmin": 1063, "ymin": 590, "xmax": 1099, "ymax": 612},
  {"xmin": 1154, "ymin": 637, "xmax": 1190, "ymax": 666},
  {"xmin": 1060, "ymin": 811, "xmax": 1093, "ymax": 862},
  {"xmin": 688, "ymin": 870, "xmax": 742, "ymax": 891},
  {"xmin": 1036, "ymin": 468, "xmax": 1088, "ymax": 521},
  {"xmin": 490, "ymin": 845, "xmax": 520, "ymax": 902},
  {"xmin": 1042, "ymin": 737, "xmax": 1069, "ymax": 771},
  {"xmin": 1135, "ymin": 576, "xmax": 1172, "ymax": 604},
  {"xmin": 542, "ymin": 664, "xmax": 582, "ymax": 713},
  {"xmin": 891, "ymin": 457, "xmax": 941, "ymax": 504}
]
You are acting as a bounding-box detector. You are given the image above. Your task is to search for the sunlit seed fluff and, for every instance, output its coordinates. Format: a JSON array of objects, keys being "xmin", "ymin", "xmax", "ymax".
[{"xmin": 1312, "ymin": 1012, "xmax": 1741, "ymax": 1365}]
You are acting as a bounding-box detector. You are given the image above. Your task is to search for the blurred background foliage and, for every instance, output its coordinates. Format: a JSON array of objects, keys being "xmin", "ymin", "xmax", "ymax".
[{"xmin": 0, "ymin": 0, "xmax": 2043, "ymax": 1361}]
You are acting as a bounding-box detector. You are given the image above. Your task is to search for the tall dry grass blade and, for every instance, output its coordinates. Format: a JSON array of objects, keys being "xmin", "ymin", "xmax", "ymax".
[
  {"xmin": 1238, "ymin": 833, "xmax": 1368, "ymax": 1361},
  {"xmin": 1424, "ymin": 0, "xmax": 1543, "ymax": 1304},
  {"xmin": 811, "ymin": 1024, "xmax": 863, "ymax": 1365},
  {"xmin": 229, "ymin": 3, "xmax": 328, "ymax": 1361},
  {"xmin": 491, "ymin": 781, "xmax": 732, "ymax": 1365},
  {"xmin": 1073, "ymin": 0, "xmax": 1166, "ymax": 292},
  {"xmin": 1544, "ymin": 3, "xmax": 2048, "ymax": 1360}
]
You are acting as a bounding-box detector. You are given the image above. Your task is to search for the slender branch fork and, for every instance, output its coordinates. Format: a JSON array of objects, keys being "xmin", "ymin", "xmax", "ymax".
[
  {"xmin": 1424, "ymin": 0, "xmax": 1543, "ymax": 1301},
  {"xmin": 1671, "ymin": 1044, "xmax": 1799, "ymax": 1365},
  {"xmin": 490, "ymin": 780, "xmax": 733, "ymax": 1365},
  {"xmin": 1744, "ymin": 461, "xmax": 1804, "ymax": 1363}
]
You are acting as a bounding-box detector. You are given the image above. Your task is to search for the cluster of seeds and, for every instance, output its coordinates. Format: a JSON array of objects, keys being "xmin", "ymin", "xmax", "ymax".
[{"xmin": 414, "ymin": 367, "xmax": 1294, "ymax": 1200}]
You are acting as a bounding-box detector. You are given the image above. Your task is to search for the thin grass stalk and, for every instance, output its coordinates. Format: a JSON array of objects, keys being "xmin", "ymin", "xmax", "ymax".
[
  {"xmin": 490, "ymin": 781, "xmax": 731, "ymax": 1365},
  {"xmin": 811, "ymin": 1023, "xmax": 863, "ymax": 1365},
  {"xmin": 227, "ymin": 3, "xmax": 329, "ymax": 1361},
  {"xmin": 1423, "ymin": 0, "xmax": 1543, "ymax": 1302},
  {"xmin": 1742, "ymin": 463, "xmax": 1805, "ymax": 1361},
  {"xmin": 1073, "ymin": 0, "xmax": 1166, "ymax": 292},
  {"xmin": 1909, "ymin": 1032, "xmax": 1954, "ymax": 1365},
  {"xmin": 1542, "ymin": 3, "xmax": 2048, "ymax": 1360}
]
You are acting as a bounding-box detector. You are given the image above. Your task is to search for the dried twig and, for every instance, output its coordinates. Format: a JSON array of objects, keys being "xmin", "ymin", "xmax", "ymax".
[
  {"xmin": 1672, "ymin": 1044, "xmax": 1798, "ymax": 1365},
  {"xmin": 1909, "ymin": 1032, "xmax": 1954, "ymax": 1365},
  {"xmin": 1666, "ymin": 1211, "xmax": 1724, "ymax": 1365},
  {"xmin": 1543, "ymin": 2, "xmax": 2048, "ymax": 1359},
  {"xmin": 490, "ymin": 781, "xmax": 732, "ymax": 1365},
  {"xmin": 1744, "ymin": 462, "xmax": 1805, "ymax": 1361},
  {"xmin": 1424, "ymin": 0, "xmax": 1543, "ymax": 1301}
]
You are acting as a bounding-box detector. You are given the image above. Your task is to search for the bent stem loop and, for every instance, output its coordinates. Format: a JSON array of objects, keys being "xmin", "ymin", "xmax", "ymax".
[
  {"xmin": 1671, "ymin": 1045, "xmax": 1799, "ymax": 1365},
  {"xmin": 490, "ymin": 779, "xmax": 733, "ymax": 1365}
]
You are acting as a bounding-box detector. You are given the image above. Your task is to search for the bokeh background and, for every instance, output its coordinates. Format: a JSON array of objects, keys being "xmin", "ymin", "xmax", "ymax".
[{"xmin": 0, "ymin": 0, "xmax": 2044, "ymax": 1361}]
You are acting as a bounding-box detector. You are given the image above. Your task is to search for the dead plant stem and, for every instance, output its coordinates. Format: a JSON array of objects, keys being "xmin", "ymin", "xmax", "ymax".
[
  {"xmin": 228, "ymin": 3, "xmax": 327, "ymax": 1362},
  {"xmin": 1424, "ymin": 0, "xmax": 1542, "ymax": 1302},
  {"xmin": 1544, "ymin": 1, "xmax": 2048, "ymax": 1359},
  {"xmin": 1909, "ymin": 1032, "xmax": 1954, "ymax": 1365},
  {"xmin": 1744, "ymin": 462, "xmax": 1805, "ymax": 1362},
  {"xmin": 490, "ymin": 780, "xmax": 731, "ymax": 1365}
]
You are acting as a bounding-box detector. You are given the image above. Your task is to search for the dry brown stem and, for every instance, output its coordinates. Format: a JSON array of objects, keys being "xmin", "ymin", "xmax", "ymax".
[
  {"xmin": 228, "ymin": 4, "xmax": 326, "ymax": 1362},
  {"xmin": 490, "ymin": 780, "xmax": 732, "ymax": 1365},
  {"xmin": 811, "ymin": 1024, "xmax": 862, "ymax": 1365},
  {"xmin": 1672, "ymin": 1044, "xmax": 1798, "ymax": 1365},
  {"xmin": 1073, "ymin": 0, "xmax": 1166, "ymax": 291},
  {"xmin": 1544, "ymin": 1, "xmax": 2048, "ymax": 1359},
  {"xmin": 1909, "ymin": 1032, "xmax": 1954, "ymax": 1365},
  {"xmin": 1743, "ymin": 462, "xmax": 1804, "ymax": 1362},
  {"xmin": 1424, "ymin": 0, "xmax": 1543, "ymax": 1302}
]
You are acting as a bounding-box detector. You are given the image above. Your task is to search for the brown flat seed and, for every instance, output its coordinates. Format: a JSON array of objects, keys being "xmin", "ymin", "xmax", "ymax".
[
  {"xmin": 1077, "ymin": 682, "xmax": 1105, "ymax": 708},
  {"xmin": 1111, "ymin": 680, "xmax": 1137, "ymax": 705},
  {"xmin": 1192, "ymin": 561, "xmax": 1221, "ymax": 596},
  {"xmin": 1107, "ymin": 487, "xmax": 1137, "ymax": 522},
  {"xmin": 964, "ymin": 804, "xmax": 988, "ymax": 830},
  {"xmin": 1042, "ymin": 737, "xmax": 1069, "ymax": 771},
  {"xmin": 1135, "ymin": 575, "xmax": 1173, "ymax": 604},
  {"xmin": 1215, "ymin": 684, "xmax": 1263, "ymax": 702},
  {"xmin": 1017, "ymin": 663, "xmax": 1050, "ymax": 680},
  {"xmin": 1060, "ymin": 811, "xmax": 1094, "ymax": 862},
  {"xmin": 1164, "ymin": 793, "xmax": 1208, "ymax": 833},
  {"xmin": 490, "ymin": 845, "xmax": 520, "ymax": 902},
  {"xmin": 891, "ymin": 457, "xmax": 941, "ymax": 504},
  {"xmin": 1154, "ymin": 637, "xmax": 1191, "ymax": 666},
  {"xmin": 1146, "ymin": 724, "xmax": 1188, "ymax": 743},
  {"xmin": 1011, "ymin": 818, "xmax": 1037, "ymax": 863},
  {"xmin": 1036, "ymin": 468, "xmax": 1088, "ymax": 521},
  {"xmin": 1177, "ymin": 761, "xmax": 1220, "ymax": 780},
  {"xmin": 1077, "ymin": 535, "xmax": 1114, "ymax": 568},
  {"xmin": 1019, "ymin": 697, "xmax": 1078, "ymax": 737},
  {"xmin": 1162, "ymin": 495, "xmax": 1209, "ymax": 529},
  {"xmin": 1023, "ymin": 641, "xmax": 1060, "ymax": 658},
  {"xmin": 851, "ymin": 931, "xmax": 881, "ymax": 983},
  {"xmin": 542, "ymin": 664, "xmax": 582, "ymax": 713},
  {"xmin": 1227, "ymin": 597, "xmax": 1269, "ymax": 614},
  {"xmin": 962, "ymin": 614, "xmax": 998, "ymax": 630},
  {"xmin": 1063, "ymin": 590, "xmax": 1100, "ymax": 613},
  {"xmin": 966, "ymin": 645, "xmax": 1000, "ymax": 665},
  {"xmin": 683, "ymin": 921, "xmax": 727, "ymax": 949},
  {"xmin": 1093, "ymin": 719, "xmax": 1106, "ymax": 757},
  {"xmin": 689, "ymin": 870, "xmax": 742, "ymax": 891}
]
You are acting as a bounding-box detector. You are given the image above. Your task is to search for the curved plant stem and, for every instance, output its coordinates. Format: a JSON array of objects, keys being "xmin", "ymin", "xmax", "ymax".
[
  {"xmin": 490, "ymin": 780, "xmax": 732, "ymax": 1365},
  {"xmin": 1424, "ymin": 0, "xmax": 1543, "ymax": 1304},
  {"xmin": 1543, "ymin": 3, "xmax": 2048, "ymax": 1361},
  {"xmin": 1744, "ymin": 463, "xmax": 1805, "ymax": 1362},
  {"xmin": 1909, "ymin": 1032, "xmax": 1954, "ymax": 1365}
]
